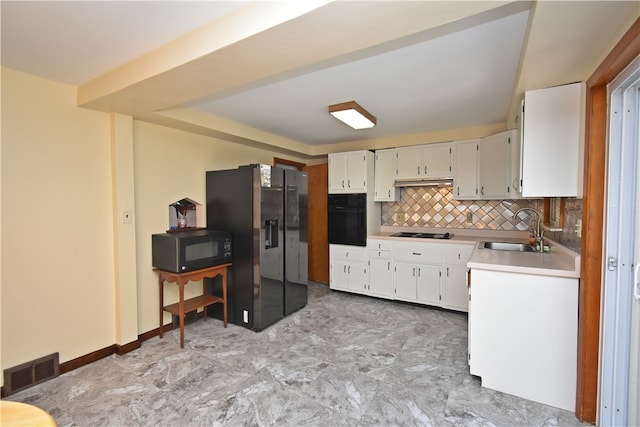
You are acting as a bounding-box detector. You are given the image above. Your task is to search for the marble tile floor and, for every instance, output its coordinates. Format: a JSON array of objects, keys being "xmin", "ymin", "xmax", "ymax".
[{"xmin": 6, "ymin": 282, "xmax": 589, "ymax": 427}]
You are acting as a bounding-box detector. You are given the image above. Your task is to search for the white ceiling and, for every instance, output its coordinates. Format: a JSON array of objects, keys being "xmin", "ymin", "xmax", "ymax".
[
  {"xmin": 189, "ymin": 9, "xmax": 529, "ymax": 145},
  {"xmin": 2, "ymin": 1, "xmax": 638, "ymax": 155},
  {"xmin": 1, "ymin": 1, "xmax": 245, "ymax": 85}
]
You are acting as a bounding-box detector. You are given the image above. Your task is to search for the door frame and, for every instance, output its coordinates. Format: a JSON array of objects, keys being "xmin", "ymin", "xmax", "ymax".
[{"xmin": 576, "ymin": 17, "xmax": 640, "ymax": 423}]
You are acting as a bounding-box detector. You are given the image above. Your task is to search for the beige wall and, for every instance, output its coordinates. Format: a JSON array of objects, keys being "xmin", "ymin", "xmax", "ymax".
[
  {"xmin": 1, "ymin": 68, "xmax": 115, "ymax": 376},
  {"xmin": 0, "ymin": 67, "xmax": 309, "ymax": 385}
]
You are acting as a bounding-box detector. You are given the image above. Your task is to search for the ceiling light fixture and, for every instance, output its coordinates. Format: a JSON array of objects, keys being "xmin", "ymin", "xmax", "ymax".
[{"xmin": 328, "ymin": 101, "xmax": 376, "ymax": 129}]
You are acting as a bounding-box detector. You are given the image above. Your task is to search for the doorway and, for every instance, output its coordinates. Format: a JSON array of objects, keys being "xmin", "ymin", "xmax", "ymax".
[
  {"xmin": 599, "ymin": 56, "xmax": 639, "ymax": 426},
  {"xmin": 274, "ymin": 158, "xmax": 329, "ymax": 284}
]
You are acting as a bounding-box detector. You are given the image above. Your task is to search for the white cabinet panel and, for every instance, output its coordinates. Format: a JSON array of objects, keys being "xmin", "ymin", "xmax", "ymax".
[
  {"xmin": 479, "ymin": 131, "xmax": 512, "ymax": 199},
  {"xmin": 424, "ymin": 143, "xmax": 452, "ymax": 178},
  {"xmin": 396, "ymin": 143, "xmax": 452, "ymax": 180},
  {"xmin": 369, "ymin": 257, "xmax": 393, "ymax": 298},
  {"xmin": 374, "ymin": 149, "xmax": 399, "ymax": 201},
  {"xmin": 395, "ymin": 146, "xmax": 423, "ymax": 180},
  {"xmin": 368, "ymin": 238, "xmax": 392, "ymax": 298},
  {"xmin": 453, "ymin": 139, "xmax": 479, "ymax": 199},
  {"xmin": 393, "ymin": 241, "xmax": 443, "ymax": 264},
  {"xmin": 443, "ymin": 265, "xmax": 468, "ymax": 311},
  {"xmin": 416, "ymin": 264, "xmax": 441, "ymax": 305},
  {"xmin": 328, "ymin": 151, "xmax": 373, "ymax": 193},
  {"xmin": 393, "ymin": 262, "xmax": 418, "ymax": 301},
  {"xmin": 521, "ymin": 82, "xmax": 585, "ymax": 197},
  {"xmin": 469, "ymin": 269, "xmax": 578, "ymax": 411},
  {"xmin": 329, "ymin": 244, "xmax": 368, "ymax": 294}
]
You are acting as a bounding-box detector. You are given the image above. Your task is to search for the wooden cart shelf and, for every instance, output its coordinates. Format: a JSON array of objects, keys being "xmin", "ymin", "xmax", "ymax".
[
  {"xmin": 163, "ymin": 295, "xmax": 223, "ymax": 316},
  {"xmin": 155, "ymin": 263, "xmax": 231, "ymax": 348}
]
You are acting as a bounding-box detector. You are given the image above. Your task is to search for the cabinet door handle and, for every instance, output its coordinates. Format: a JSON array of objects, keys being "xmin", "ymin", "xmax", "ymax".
[
  {"xmin": 388, "ymin": 189, "xmax": 391, "ymax": 198},
  {"xmin": 412, "ymin": 267, "xmax": 416, "ymax": 277},
  {"xmin": 412, "ymin": 252, "xmax": 422, "ymax": 256},
  {"xmin": 458, "ymin": 253, "xmax": 461, "ymax": 260},
  {"xmin": 348, "ymin": 266, "xmax": 351, "ymax": 274},
  {"xmin": 418, "ymin": 268, "xmax": 421, "ymax": 277},
  {"xmin": 481, "ymin": 186, "xmax": 485, "ymax": 196},
  {"xmin": 424, "ymin": 166, "xmax": 427, "ymax": 175},
  {"xmin": 344, "ymin": 265, "xmax": 347, "ymax": 273},
  {"xmin": 457, "ymin": 186, "xmax": 460, "ymax": 196},
  {"xmin": 447, "ymin": 267, "xmax": 449, "ymax": 277},
  {"xmin": 387, "ymin": 261, "xmax": 390, "ymax": 270},
  {"xmin": 341, "ymin": 179, "xmax": 345, "ymax": 188},
  {"xmin": 417, "ymin": 166, "xmax": 420, "ymax": 175}
]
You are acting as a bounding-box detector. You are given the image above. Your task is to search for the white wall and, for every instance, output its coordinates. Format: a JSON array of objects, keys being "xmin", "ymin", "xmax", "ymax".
[{"xmin": 1, "ymin": 68, "xmax": 116, "ymax": 376}]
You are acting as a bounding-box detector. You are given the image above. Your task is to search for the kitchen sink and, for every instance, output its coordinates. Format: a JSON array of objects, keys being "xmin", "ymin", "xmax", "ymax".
[{"xmin": 479, "ymin": 241, "xmax": 536, "ymax": 252}]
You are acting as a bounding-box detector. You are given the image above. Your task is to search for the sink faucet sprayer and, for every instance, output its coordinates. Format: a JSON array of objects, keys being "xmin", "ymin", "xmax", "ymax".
[{"xmin": 512, "ymin": 207, "xmax": 545, "ymax": 253}]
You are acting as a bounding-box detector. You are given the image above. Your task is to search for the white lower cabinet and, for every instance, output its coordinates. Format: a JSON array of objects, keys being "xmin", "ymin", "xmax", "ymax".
[
  {"xmin": 329, "ymin": 244, "xmax": 368, "ymax": 294},
  {"xmin": 392, "ymin": 241, "xmax": 443, "ymax": 305},
  {"xmin": 468, "ymin": 268, "xmax": 578, "ymax": 411},
  {"xmin": 393, "ymin": 262, "xmax": 418, "ymax": 300},
  {"xmin": 416, "ymin": 264, "xmax": 441, "ymax": 305},
  {"xmin": 330, "ymin": 239, "xmax": 473, "ymax": 312},
  {"xmin": 442, "ymin": 244, "xmax": 474, "ymax": 311},
  {"xmin": 368, "ymin": 239, "xmax": 393, "ymax": 298}
]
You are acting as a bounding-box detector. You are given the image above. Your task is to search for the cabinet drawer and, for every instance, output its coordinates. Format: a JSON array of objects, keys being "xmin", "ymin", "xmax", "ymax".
[
  {"xmin": 444, "ymin": 244, "xmax": 474, "ymax": 265},
  {"xmin": 367, "ymin": 239, "xmax": 392, "ymax": 251},
  {"xmin": 369, "ymin": 249, "xmax": 391, "ymax": 259},
  {"xmin": 393, "ymin": 242, "xmax": 443, "ymax": 263},
  {"xmin": 330, "ymin": 244, "xmax": 366, "ymax": 262}
]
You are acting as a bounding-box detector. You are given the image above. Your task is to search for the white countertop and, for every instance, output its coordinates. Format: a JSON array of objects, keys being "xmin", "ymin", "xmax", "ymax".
[{"xmin": 369, "ymin": 226, "xmax": 581, "ymax": 279}]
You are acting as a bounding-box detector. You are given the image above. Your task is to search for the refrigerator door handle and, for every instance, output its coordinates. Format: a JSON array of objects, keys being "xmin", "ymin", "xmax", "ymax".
[{"xmin": 265, "ymin": 219, "xmax": 279, "ymax": 249}]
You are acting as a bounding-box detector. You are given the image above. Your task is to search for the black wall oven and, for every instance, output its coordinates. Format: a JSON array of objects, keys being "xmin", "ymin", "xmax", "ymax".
[{"xmin": 328, "ymin": 193, "xmax": 367, "ymax": 246}]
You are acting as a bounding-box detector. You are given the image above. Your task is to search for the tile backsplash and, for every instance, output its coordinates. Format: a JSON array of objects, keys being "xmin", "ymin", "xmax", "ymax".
[{"xmin": 380, "ymin": 186, "xmax": 582, "ymax": 252}]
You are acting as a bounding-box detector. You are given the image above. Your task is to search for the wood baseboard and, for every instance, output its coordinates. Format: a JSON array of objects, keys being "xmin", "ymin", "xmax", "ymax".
[
  {"xmin": 1, "ymin": 324, "xmax": 174, "ymax": 397},
  {"xmin": 59, "ymin": 345, "xmax": 116, "ymax": 375},
  {"xmin": 115, "ymin": 340, "xmax": 141, "ymax": 356}
]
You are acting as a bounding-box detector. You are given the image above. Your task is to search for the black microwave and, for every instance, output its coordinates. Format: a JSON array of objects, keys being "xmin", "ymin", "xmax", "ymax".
[{"xmin": 152, "ymin": 229, "xmax": 231, "ymax": 273}]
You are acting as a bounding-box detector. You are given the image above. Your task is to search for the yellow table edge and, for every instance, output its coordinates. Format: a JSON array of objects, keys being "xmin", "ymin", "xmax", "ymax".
[{"xmin": 1, "ymin": 400, "xmax": 56, "ymax": 426}]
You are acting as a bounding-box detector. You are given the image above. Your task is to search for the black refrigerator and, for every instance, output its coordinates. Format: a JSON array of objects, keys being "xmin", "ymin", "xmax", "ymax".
[{"xmin": 206, "ymin": 164, "xmax": 308, "ymax": 331}]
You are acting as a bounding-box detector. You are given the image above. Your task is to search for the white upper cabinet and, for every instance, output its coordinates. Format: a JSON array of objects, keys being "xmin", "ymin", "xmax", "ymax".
[
  {"xmin": 521, "ymin": 82, "xmax": 585, "ymax": 197},
  {"xmin": 396, "ymin": 142, "xmax": 452, "ymax": 180},
  {"xmin": 453, "ymin": 131, "xmax": 519, "ymax": 200},
  {"xmin": 453, "ymin": 139, "xmax": 479, "ymax": 199},
  {"xmin": 478, "ymin": 130, "xmax": 514, "ymax": 199},
  {"xmin": 328, "ymin": 150, "xmax": 373, "ymax": 193},
  {"xmin": 374, "ymin": 149, "xmax": 399, "ymax": 202},
  {"xmin": 424, "ymin": 143, "xmax": 452, "ymax": 178}
]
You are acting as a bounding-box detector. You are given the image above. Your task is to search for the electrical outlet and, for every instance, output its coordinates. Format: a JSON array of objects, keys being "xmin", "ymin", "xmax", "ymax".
[
  {"xmin": 575, "ymin": 219, "xmax": 582, "ymax": 237},
  {"xmin": 466, "ymin": 212, "xmax": 473, "ymax": 224},
  {"xmin": 243, "ymin": 310, "xmax": 249, "ymax": 323},
  {"xmin": 397, "ymin": 212, "xmax": 405, "ymax": 223}
]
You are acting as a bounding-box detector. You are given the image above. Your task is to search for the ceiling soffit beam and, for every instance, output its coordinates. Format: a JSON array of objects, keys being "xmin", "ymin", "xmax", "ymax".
[
  {"xmin": 77, "ymin": 1, "xmax": 512, "ymax": 116},
  {"xmin": 506, "ymin": 1, "xmax": 640, "ymax": 128}
]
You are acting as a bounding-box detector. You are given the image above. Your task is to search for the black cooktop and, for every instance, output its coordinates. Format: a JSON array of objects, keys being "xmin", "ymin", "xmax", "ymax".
[{"xmin": 390, "ymin": 232, "xmax": 454, "ymax": 239}]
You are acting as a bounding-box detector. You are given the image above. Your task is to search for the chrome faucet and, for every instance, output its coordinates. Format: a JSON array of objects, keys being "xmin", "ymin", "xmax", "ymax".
[{"xmin": 513, "ymin": 207, "xmax": 545, "ymax": 253}]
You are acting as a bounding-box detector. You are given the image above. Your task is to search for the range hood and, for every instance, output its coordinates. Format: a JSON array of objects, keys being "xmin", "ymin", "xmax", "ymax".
[{"xmin": 394, "ymin": 177, "xmax": 454, "ymax": 188}]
